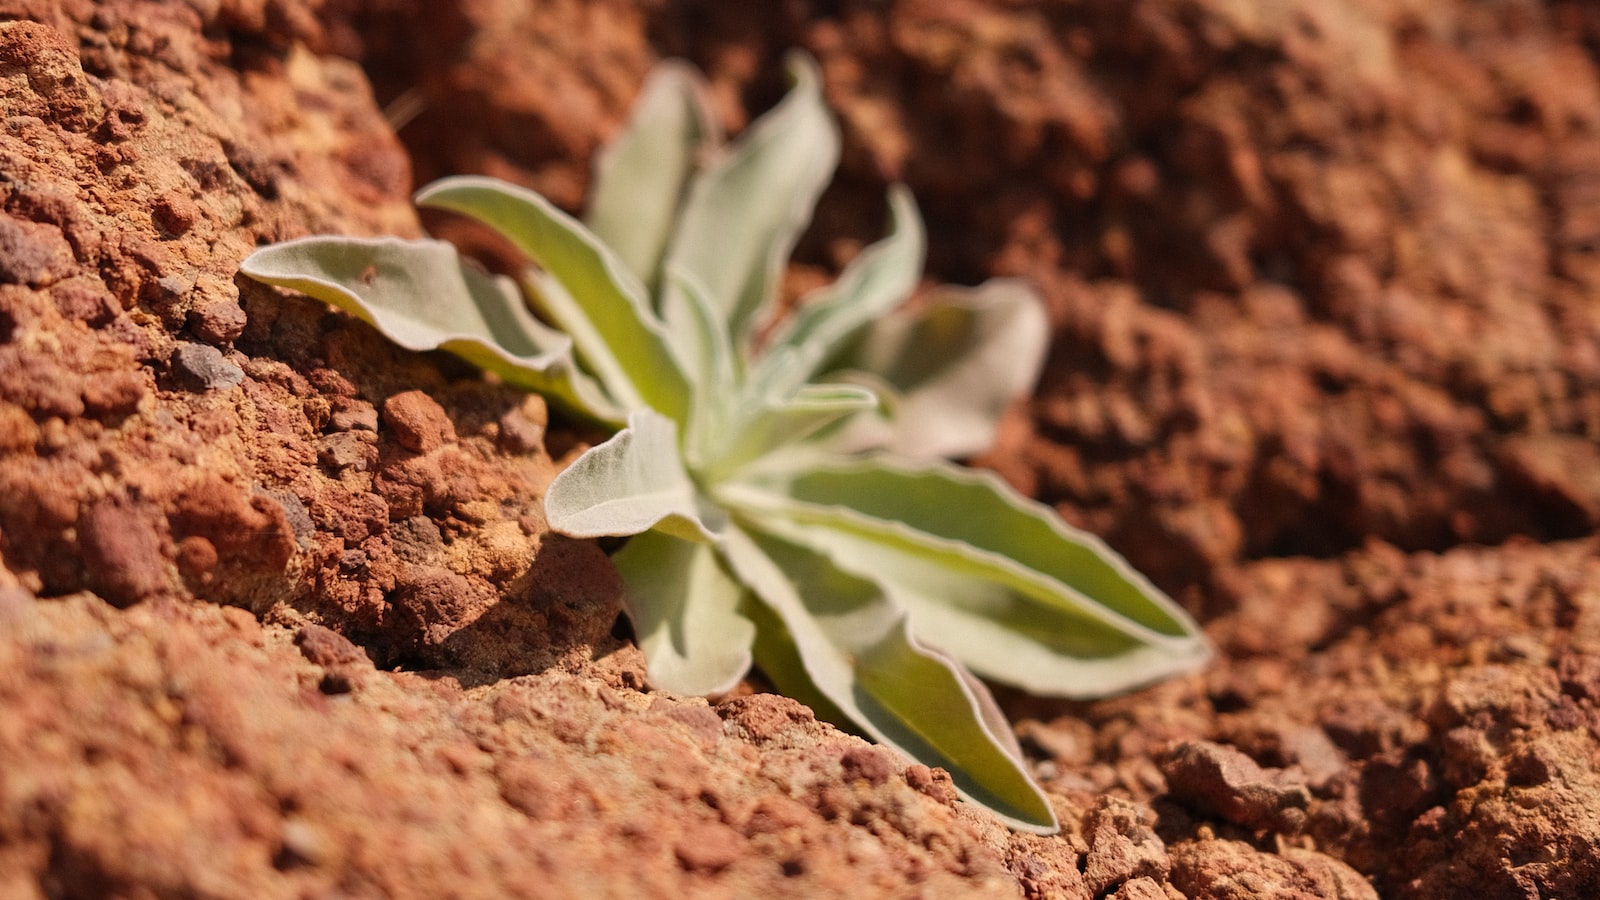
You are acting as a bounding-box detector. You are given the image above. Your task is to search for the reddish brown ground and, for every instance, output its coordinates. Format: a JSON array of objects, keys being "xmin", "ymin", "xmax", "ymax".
[{"xmin": 3, "ymin": 1, "xmax": 1599, "ymax": 897}]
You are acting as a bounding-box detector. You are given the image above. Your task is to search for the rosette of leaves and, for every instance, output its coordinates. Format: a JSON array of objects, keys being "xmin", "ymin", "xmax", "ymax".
[{"xmin": 240, "ymin": 54, "xmax": 1209, "ymax": 833}]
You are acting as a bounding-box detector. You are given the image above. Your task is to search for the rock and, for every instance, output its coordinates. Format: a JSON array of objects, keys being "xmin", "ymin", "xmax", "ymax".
[
  {"xmin": 76, "ymin": 497, "xmax": 170, "ymax": 606},
  {"xmin": 1083, "ymin": 797, "xmax": 1170, "ymax": 895},
  {"xmin": 172, "ymin": 342, "xmax": 245, "ymax": 391},
  {"xmin": 1170, "ymin": 838, "xmax": 1378, "ymax": 900},
  {"xmin": 0, "ymin": 212, "xmax": 74, "ymax": 286},
  {"xmin": 1162, "ymin": 741, "xmax": 1311, "ymax": 834},
  {"xmin": 293, "ymin": 623, "xmax": 368, "ymax": 668},
  {"xmin": 382, "ymin": 389, "xmax": 457, "ymax": 453}
]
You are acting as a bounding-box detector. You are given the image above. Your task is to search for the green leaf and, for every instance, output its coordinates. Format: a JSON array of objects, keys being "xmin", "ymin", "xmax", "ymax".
[
  {"xmin": 705, "ymin": 382, "xmax": 879, "ymax": 480},
  {"xmin": 585, "ymin": 61, "xmax": 718, "ymax": 293},
  {"xmin": 828, "ymin": 279, "xmax": 1049, "ymax": 459},
  {"xmin": 544, "ymin": 409, "xmax": 722, "ymax": 543},
  {"xmin": 664, "ymin": 52, "xmax": 840, "ymax": 351},
  {"xmin": 239, "ymin": 236, "xmax": 623, "ymax": 424},
  {"xmin": 721, "ymin": 456, "xmax": 1211, "ymax": 696},
  {"xmin": 612, "ymin": 530, "xmax": 755, "ymax": 696},
  {"xmin": 416, "ymin": 176, "xmax": 692, "ymax": 422},
  {"xmin": 743, "ymin": 601, "xmax": 856, "ymax": 728},
  {"xmin": 757, "ymin": 184, "xmax": 925, "ymax": 395},
  {"xmin": 724, "ymin": 524, "xmax": 1059, "ymax": 834},
  {"xmin": 662, "ymin": 265, "xmax": 740, "ymax": 468}
]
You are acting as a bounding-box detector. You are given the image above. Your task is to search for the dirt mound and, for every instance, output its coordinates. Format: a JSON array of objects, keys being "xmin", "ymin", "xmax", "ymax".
[{"xmin": 3, "ymin": 1, "xmax": 1598, "ymax": 897}]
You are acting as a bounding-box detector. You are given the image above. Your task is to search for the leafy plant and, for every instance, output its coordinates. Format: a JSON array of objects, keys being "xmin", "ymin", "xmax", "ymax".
[{"xmin": 240, "ymin": 54, "xmax": 1209, "ymax": 833}]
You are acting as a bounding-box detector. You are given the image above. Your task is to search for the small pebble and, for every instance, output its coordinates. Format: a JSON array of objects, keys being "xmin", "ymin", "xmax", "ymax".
[{"xmin": 172, "ymin": 342, "xmax": 243, "ymax": 391}]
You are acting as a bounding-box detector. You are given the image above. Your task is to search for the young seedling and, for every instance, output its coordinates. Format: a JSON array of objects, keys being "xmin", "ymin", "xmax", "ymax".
[{"xmin": 240, "ymin": 53, "xmax": 1209, "ymax": 833}]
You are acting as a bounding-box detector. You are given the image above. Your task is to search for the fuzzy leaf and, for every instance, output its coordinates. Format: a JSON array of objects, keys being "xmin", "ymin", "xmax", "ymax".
[
  {"xmin": 239, "ymin": 236, "xmax": 623, "ymax": 424},
  {"xmin": 724, "ymin": 525, "xmax": 1059, "ymax": 833},
  {"xmin": 665, "ymin": 52, "xmax": 840, "ymax": 350},
  {"xmin": 612, "ymin": 529, "xmax": 754, "ymax": 696},
  {"xmin": 545, "ymin": 409, "xmax": 722, "ymax": 542},
  {"xmin": 722, "ymin": 456, "xmax": 1210, "ymax": 696},
  {"xmin": 586, "ymin": 61, "xmax": 718, "ymax": 292},
  {"xmin": 706, "ymin": 383, "xmax": 878, "ymax": 479},
  {"xmin": 416, "ymin": 176, "xmax": 692, "ymax": 422},
  {"xmin": 758, "ymin": 184, "xmax": 925, "ymax": 395},
  {"xmin": 829, "ymin": 280, "xmax": 1049, "ymax": 459},
  {"xmin": 661, "ymin": 265, "xmax": 738, "ymax": 465}
]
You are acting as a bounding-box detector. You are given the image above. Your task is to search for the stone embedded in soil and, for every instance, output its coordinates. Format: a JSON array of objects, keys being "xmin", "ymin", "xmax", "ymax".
[
  {"xmin": 1082, "ymin": 796, "xmax": 1170, "ymax": 895},
  {"xmin": 293, "ymin": 623, "xmax": 369, "ymax": 668},
  {"xmin": 172, "ymin": 342, "xmax": 246, "ymax": 391},
  {"xmin": 1105, "ymin": 877, "xmax": 1173, "ymax": 900},
  {"xmin": 76, "ymin": 496, "xmax": 171, "ymax": 606},
  {"xmin": 382, "ymin": 389, "xmax": 458, "ymax": 453},
  {"xmin": 188, "ymin": 297, "xmax": 249, "ymax": 345},
  {"xmin": 1161, "ymin": 741, "xmax": 1311, "ymax": 834},
  {"xmin": 839, "ymin": 744, "xmax": 900, "ymax": 786},
  {"xmin": 0, "ymin": 212, "xmax": 75, "ymax": 286},
  {"xmin": 1169, "ymin": 839, "xmax": 1378, "ymax": 900},
  {"xmin": 674, "ymin": 823, "xmax": 746, "ymax": 873}
]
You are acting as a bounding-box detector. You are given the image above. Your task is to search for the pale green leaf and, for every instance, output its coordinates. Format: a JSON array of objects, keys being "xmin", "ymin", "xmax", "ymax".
[
  {"xmin": 585, "ymin": 61, "xmax": 718, "ymax": 292},
  {"xmin": 662, "ymin": 266, "xmax": 739, "ymax": 468},
  {"xmin": 757, "ymin": 184, "xmax": 925, "ymax": 395},
  {"xmin": 721, "ymin": 456, "xmax": 1211, "ymax": 696},
  {"xmin": 743, "ymin": 601, "xmax": 855, "ymax": 728},
  {"xmin": 612, "ymin": 530, "xmax": 754, "ymax": 696},
  {"xmin": 544, "ymin": 409, "xmax": 722, "ymax": 542},
  {"xmin": 828, "ymin": 279, "xmax": 1049, "ymax": 459},
  {"xmin": 416, "ymin": 176, "xmax": 692, "ymax": 422},
  {"xmin": 665, "ymin": 52, "xmax": 840, "ymax": 350},
  {"xmin": 705, "ymin": 383, "xmax": 878, "ymax": 480},
  {"xmin": 239, "ymin": 236, "xmax": 623, "ymax": 424},
  {"xmin": 724, "ymin": 525, "xmax": 1059, "ymax": 834}
]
